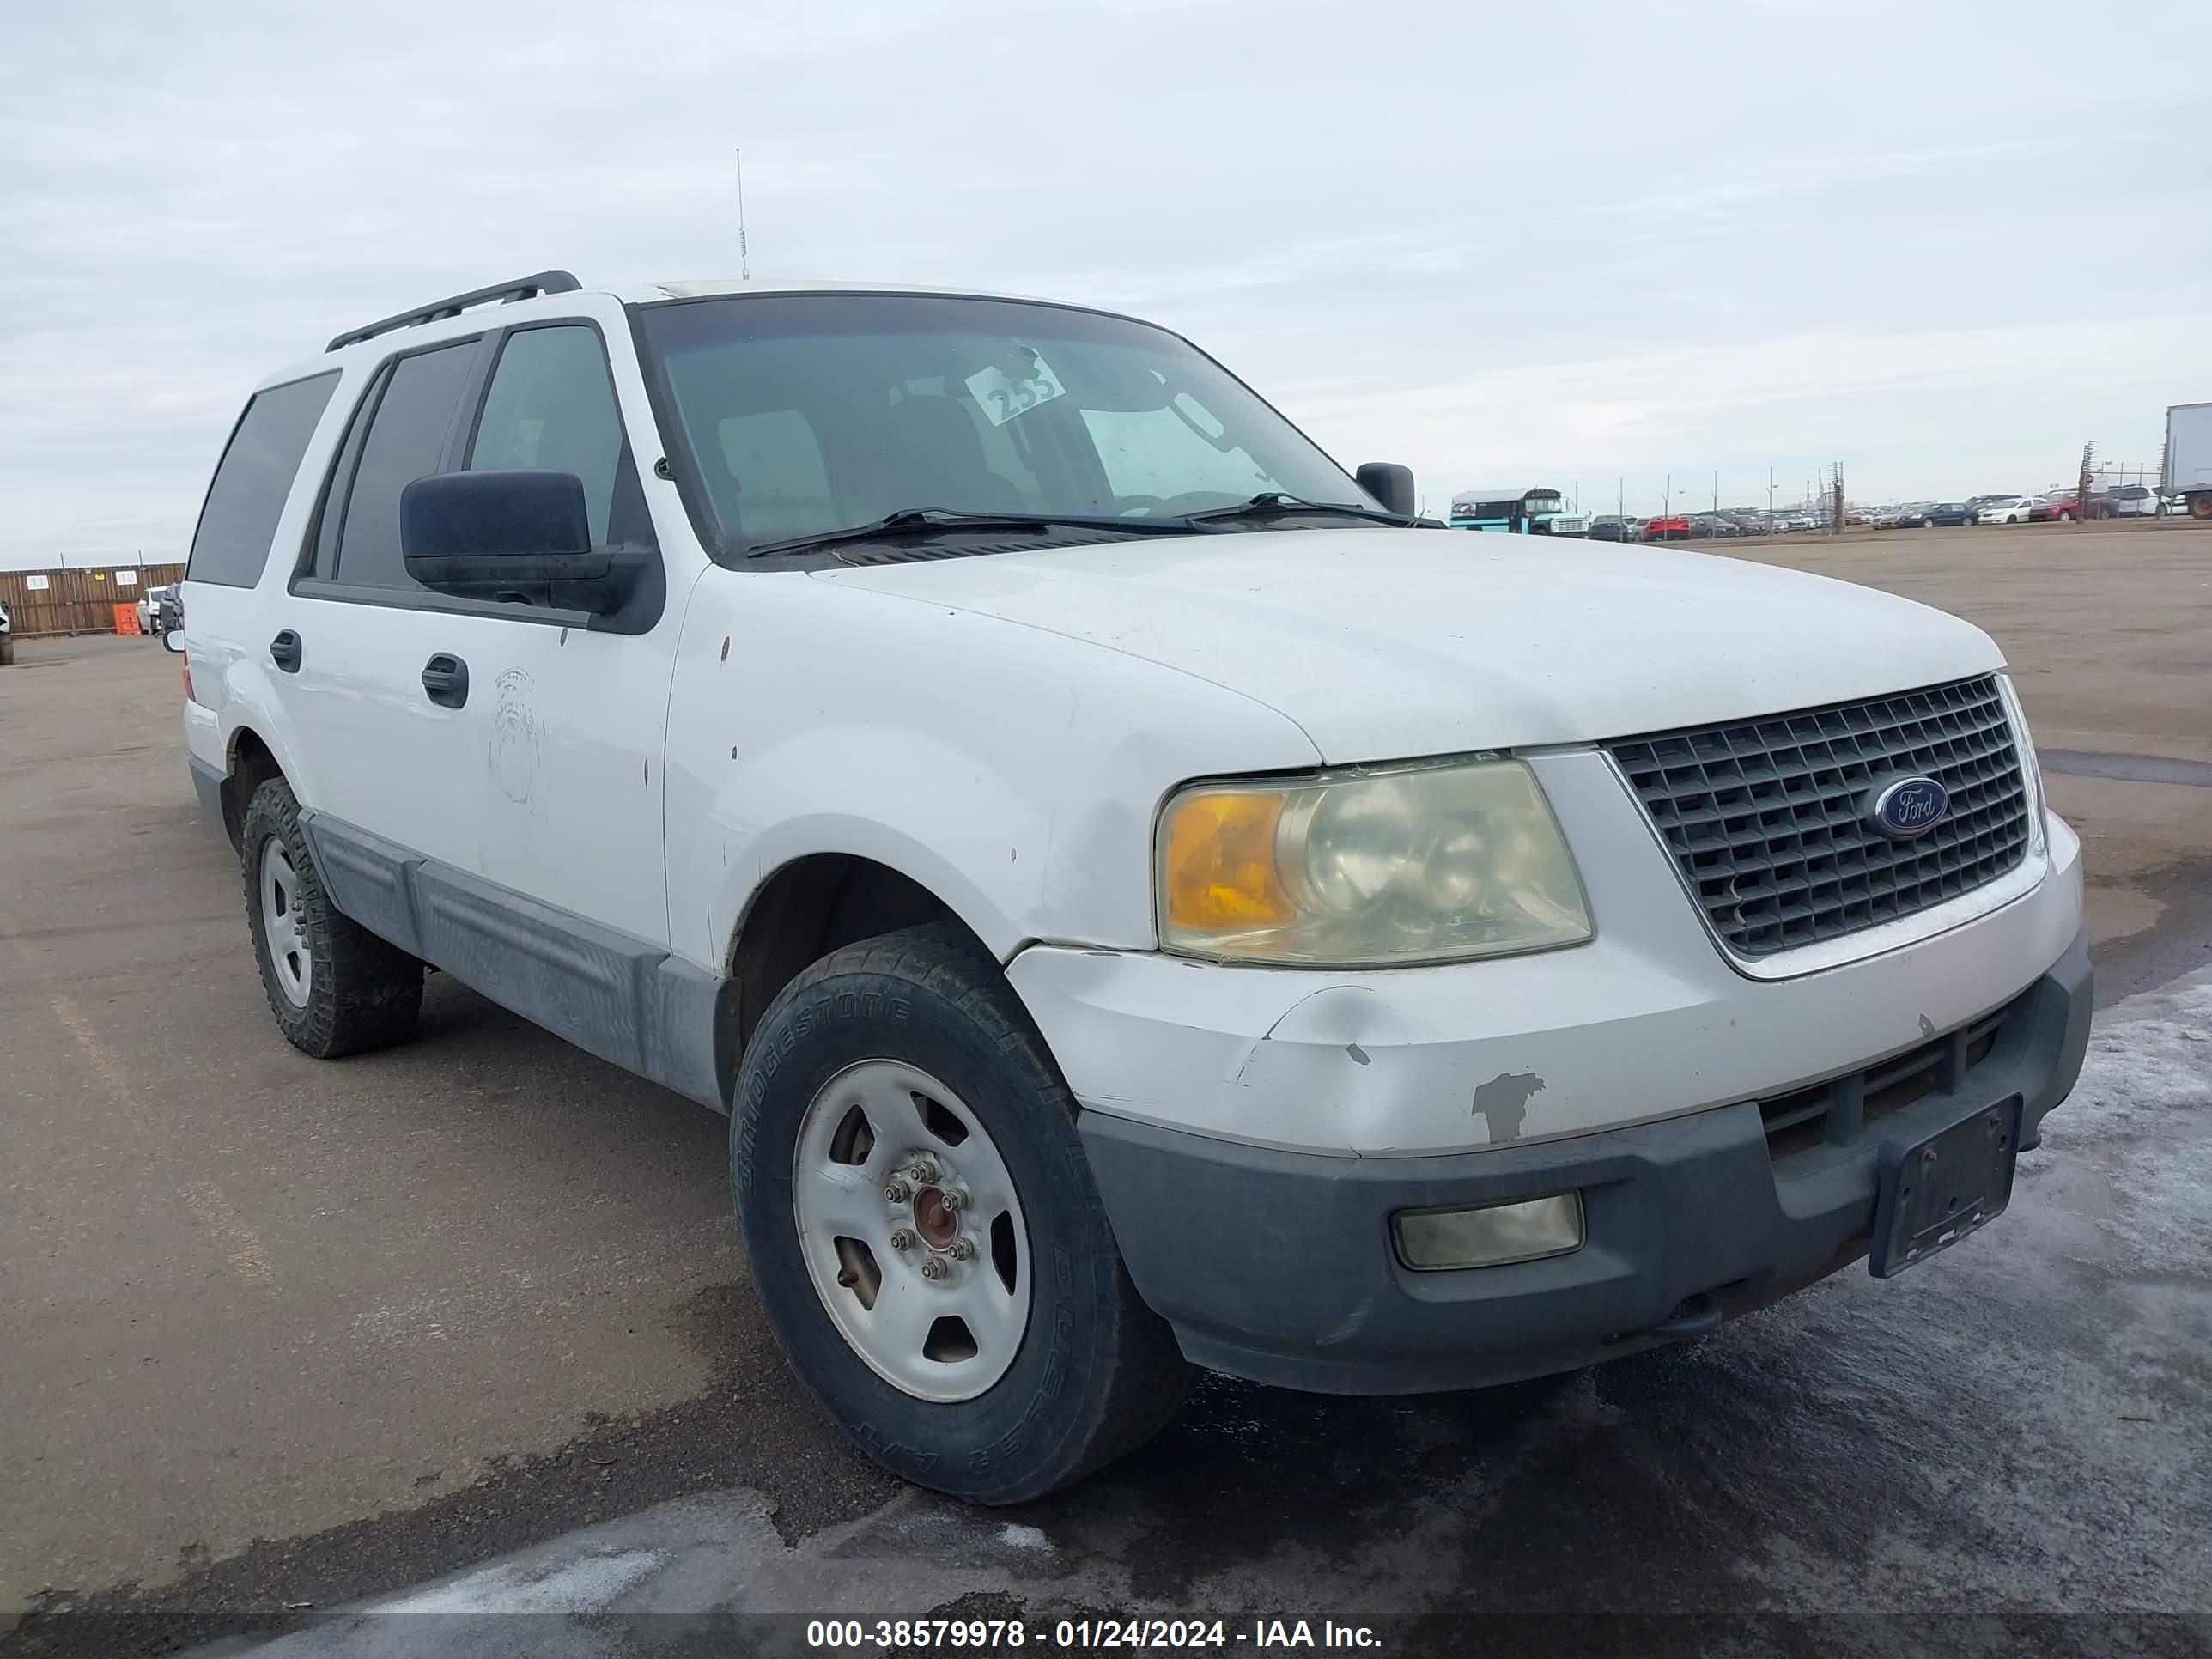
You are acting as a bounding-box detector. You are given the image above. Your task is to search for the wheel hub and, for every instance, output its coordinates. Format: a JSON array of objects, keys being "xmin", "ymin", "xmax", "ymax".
[
  {"xmin": 912, "ymin": 1184, "xmax": 959, "ymax": 1249},
  {"xmin": 792, "ymin": 1060, "xmax": 1032, "ymax": 1402}
]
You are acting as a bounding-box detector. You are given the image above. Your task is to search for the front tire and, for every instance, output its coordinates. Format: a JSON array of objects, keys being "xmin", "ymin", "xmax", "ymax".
[
  {"xmin": 240, "ymin": 778, "xmax": 422, "ymax": 1058},
  {"xmin": 732, "ymin": 922, "xmax": 1191, "ymax": 1504}
]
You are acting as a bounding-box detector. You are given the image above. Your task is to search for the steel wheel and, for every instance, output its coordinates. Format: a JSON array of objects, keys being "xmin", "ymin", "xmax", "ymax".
[
  {"xmin": 258, "ymin": 835, "xmax": 312, "ymax": 1007},
  {"xmin": 791, "ymin": 1060, "xmax": 1030, "ymax": 1402}
]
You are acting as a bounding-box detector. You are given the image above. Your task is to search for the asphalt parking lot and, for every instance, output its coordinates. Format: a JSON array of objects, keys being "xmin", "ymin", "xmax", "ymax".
[{"xmin": 3, "ymin": 519, "xmax": 2208, "ymax": 1657}]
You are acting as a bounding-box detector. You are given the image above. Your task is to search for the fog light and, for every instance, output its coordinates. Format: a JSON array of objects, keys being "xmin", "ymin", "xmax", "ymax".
[{"xmin": 1394, "ymin": 1193, "xmax": 1584, "ymax": 1271}]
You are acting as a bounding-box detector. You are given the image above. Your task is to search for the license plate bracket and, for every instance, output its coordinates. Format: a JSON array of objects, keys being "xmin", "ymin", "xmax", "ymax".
[{"xmin": 1869, "ymin": 1097, "xmax": 2023, "ymax": 1279}]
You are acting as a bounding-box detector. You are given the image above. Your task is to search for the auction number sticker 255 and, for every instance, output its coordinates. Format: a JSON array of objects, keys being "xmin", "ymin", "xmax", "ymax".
[{"xmin": 964, "ymin": 352, "xmax": 1066, "ymax": 428}]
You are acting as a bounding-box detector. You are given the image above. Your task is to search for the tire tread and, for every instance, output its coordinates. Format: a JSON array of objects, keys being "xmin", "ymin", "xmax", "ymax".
[
  {"xmin": 736, "ymin": 921, "xmax": 1189, "ymax": 1503},
  {"xmin": 241, "ymin": 778, "xmax": 422, "ymax": 1059}
]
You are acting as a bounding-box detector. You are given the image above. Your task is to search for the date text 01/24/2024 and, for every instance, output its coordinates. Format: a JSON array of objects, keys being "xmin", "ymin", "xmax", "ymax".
[{"xmin": 805, "ymin": 1618, "xmax": 1384, "ymax": 1649}]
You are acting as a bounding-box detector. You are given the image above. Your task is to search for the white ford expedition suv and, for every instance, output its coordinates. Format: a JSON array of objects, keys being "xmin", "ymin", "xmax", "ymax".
[{"xmin": 179, "ymin": 271, "xmax": 2091, "ymax": 1502}]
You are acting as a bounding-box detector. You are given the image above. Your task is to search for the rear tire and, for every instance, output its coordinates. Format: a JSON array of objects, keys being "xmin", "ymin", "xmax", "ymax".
[
  {"xmin": 732, "ymin": 921, "xmax": 1191, "ymax": 1504},
  {"xmin": 240, "ymin": 778, "xmax": 422, "ymax": 1058}
]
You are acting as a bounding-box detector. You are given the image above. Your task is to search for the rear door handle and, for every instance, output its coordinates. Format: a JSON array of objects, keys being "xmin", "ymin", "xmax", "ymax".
[
  {"xmin": 270, "ymin": 630, "xmax": 302, "ymax": 673},
  {"xmin": 421, "ymin": 653, "xmax": 469, "ymax": 708}
]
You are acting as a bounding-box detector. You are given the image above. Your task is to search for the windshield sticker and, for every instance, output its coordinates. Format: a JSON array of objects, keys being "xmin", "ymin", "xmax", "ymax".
[{"xmin": 964, "ymin": 351, "xmax": 1065, "ymax": 428}]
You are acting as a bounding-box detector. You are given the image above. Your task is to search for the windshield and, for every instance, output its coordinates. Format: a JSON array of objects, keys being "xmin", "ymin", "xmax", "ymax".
[{"xmin": 635, "ymin": 293, "xmax": 1374, "ymax": 554}]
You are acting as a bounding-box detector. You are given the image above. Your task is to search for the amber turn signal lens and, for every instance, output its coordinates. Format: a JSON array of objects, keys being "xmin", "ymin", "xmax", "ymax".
[{"xmin": 1162, "ymin": 789, "xmax": 1294, "ymax": 933}]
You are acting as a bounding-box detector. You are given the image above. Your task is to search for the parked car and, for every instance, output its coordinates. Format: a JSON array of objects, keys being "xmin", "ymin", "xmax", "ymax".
[
  {"xmin": 134, "ymin": 584, "xmax": 181, "ymax": 639},
  {"xmin": 1640, "ymin": 514, "xmax": 1692, "ymax": 540},
  {"xmin": 2103, "ymin": 484, "xmax": 2158, "ymax": 518},
  {"xmin": 1729, "ymin": 514, "xmax": 1771, "ymax": 536},
  {"xmin": 1585, "ymin": 516, "xmax": 1637, "ymax": 543},
  {"xmin": 1978, "ymin": 496, "xmax": 2035, "ymax": 525},
  {"xmin": 1687, "ymin": 514, "xmax": 1738, "ymax": 538},
  {"xmin": 2027, "ymin": 492, "xmax": 2080, "ymax": 524},
  {"xmin": 1893, "ymin": 505, "xmax": 1933, "ymax": 528},
  {"xmin": 0, "ymin": 598, "xmax": 13, "ymax": 665},
  {"xmin": 1922, "ymin": 502, "xmax": 1977, "ymax": 527},
  {"xmin": 177, "ymin": 269, "xmax": 2091, "ymax": 1504}
]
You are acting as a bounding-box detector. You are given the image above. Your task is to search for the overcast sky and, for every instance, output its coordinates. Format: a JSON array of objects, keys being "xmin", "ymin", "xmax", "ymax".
[{"xmin": 3, "ymin": 0, "xmax": 2208, "ymax": 568}]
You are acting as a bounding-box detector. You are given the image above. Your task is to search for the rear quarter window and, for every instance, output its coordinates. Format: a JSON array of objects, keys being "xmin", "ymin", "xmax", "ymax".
[{"xmin": 186, "ymin": 372, "xmax": 342, "ymax": 587}]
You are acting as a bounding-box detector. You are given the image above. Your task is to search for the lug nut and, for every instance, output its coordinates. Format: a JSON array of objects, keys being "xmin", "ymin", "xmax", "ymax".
[
  {"xmin": 950, "ymin": 1237, "xmax": 976, "ymax": 1261},
  {"xmin": 920, "ymin": 1255, "xmax": 949, "ymax": 1280},
  {"xmin": 939, "ymin": 1188, "xmax": 969, "ymax": 1213},
  {"xmin": 889, "ymin": 1227, "xmax": 916, "ymax": 1251},
  {"xmin": 908, "ymin": 1157, "xmax": 939, "ymax": 1184},
  {"xmin": 884, "ymin": 1178, "xmax": 912, "ymax": 1203}
]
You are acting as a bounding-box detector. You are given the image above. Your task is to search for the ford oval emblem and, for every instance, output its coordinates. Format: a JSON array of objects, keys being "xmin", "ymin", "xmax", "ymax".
[{"xmin": 1868, "ymin": 775, "xmax": 1949, "ymax": 839}]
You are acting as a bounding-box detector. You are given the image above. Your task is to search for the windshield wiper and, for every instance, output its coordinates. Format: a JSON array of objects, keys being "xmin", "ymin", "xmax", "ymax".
[
  {"xmin": 745, "ymin": 507, "xmax": 1197, "ymax": 559},
  {"xmin": 1179, "ymin": 493, "xmax": 1418, "ymax": 529}
]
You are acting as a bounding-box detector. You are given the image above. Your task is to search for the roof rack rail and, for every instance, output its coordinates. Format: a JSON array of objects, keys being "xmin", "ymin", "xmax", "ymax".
[{"xmin": 325, "ymin": 270, "xmax": 583, "ymax": 353}]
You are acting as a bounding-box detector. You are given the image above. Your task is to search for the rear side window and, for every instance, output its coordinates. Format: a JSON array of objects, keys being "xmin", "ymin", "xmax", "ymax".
[
  {"xmin": 186, "ymin": 373, "xmax": 340, "ymax": 586},
  {"xmin": 466, "ymin": 325, "xmax": 628, "ymax": 544},
  {"xmin": 336, "ymin": 342, "xmax": 479, "ymax": 590}
]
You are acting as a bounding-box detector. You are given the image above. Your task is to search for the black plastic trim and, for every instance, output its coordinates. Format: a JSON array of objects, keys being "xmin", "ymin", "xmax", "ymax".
[
  {"xmin": 295, "ymin": 811, "xmax": 728, "ymax": 1111},
  {"xmin": 1079, "ymin": 930, "xmax": 2093, "ymax": 1395},
  {"xmin": 327, "ymin": 270, "xmax": 581, "ymax": 352},
  {"xmin": 287, "ymin": 578, "xmax": 599, "ymax": 630},
  {"xmin": 188, "ymin": 756, "xmax": 224, "ymax": 826}
]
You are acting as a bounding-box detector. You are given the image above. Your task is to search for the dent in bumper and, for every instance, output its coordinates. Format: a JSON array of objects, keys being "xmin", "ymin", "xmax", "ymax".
[
  {"xmin": 1080, "ymin": 931, "xmax": 2093, "ymax": 1394},
  {"xmin": 1011, "ymin": 809, "xmax": 2084, "ymax": 1157}
]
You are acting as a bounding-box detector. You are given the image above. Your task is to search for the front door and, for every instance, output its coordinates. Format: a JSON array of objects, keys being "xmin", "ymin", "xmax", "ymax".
[{"xmin": 283, "ymin": 314, "xmax": 680, "ymax": 950}]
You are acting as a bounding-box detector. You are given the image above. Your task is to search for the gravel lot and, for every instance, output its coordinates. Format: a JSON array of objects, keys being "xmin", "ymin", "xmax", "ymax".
[{"xmin": 3, "ymin": 519, "xmax": 2207, "ymax": 1656}]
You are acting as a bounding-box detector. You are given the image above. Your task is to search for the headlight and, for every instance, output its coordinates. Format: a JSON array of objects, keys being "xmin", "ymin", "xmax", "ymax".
[{"xmin": 1157, "ymin": 757, "xmax": 1592, "ymax": 966}]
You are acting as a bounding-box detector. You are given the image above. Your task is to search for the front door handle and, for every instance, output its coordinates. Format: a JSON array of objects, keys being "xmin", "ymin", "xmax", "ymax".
[
  {"xmin": 421, "ymin": 653, "xmax": 469, "ymax": 708},
  {"xmin": 270, "ymin": 630, "xmax": 302, "ymax": 673}
]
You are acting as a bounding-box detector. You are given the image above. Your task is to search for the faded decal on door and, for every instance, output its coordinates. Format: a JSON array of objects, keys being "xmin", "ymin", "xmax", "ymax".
[{"xmin": 489, "ymin": 668, "xmax": 542, "ymax": 807}]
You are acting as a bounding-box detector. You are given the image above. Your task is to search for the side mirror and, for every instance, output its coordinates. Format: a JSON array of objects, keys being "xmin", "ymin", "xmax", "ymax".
[
  {"xmin": 161, "ymin": 629, "xmax": 186, "ymax": 654},
  {"xmin": 400, "ymin": 470, "xmax": 642, "ymax": 615},
  {"xmin": 1355, "ymin": 461, "xmax": 1417, "ymax": 520}
]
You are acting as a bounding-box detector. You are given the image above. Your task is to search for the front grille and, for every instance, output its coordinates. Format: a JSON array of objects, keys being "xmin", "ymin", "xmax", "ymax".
[
  {"xmin": 1757, "ymin": 997, "xmax": 2019, "ymax": 1161},
  {"xmin": 1606, "ymin": 676, "xmax": 2032, "ymax": 957}
]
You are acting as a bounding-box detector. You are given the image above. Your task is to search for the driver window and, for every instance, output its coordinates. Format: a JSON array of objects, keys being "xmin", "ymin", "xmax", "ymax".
[{"xmin": 467, "ymin": 325, "xmax": 627, "ymax": 544}]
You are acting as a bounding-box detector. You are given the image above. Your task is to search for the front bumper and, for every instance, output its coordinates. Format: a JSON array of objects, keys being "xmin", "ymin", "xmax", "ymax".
[{"xmin": 1081, "ymin": 930, "xmax": 2092, "ymax": 1393}]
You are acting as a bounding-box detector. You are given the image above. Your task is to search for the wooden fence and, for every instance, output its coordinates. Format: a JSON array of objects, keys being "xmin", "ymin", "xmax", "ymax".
[{"xmin": 0, "ymin": 563, "xmax": 188, "ymax": 637}]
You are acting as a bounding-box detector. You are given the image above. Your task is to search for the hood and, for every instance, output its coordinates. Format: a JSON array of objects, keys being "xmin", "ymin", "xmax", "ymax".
[{"xmin": 815, "ymin": 529, "xmax": 2005, "ymax": 763}]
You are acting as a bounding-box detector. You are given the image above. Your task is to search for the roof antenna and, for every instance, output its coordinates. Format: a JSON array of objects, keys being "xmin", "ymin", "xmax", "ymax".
[{"xmin": 735, "ymin": 148, "xmax": 750, "ymax": 281}]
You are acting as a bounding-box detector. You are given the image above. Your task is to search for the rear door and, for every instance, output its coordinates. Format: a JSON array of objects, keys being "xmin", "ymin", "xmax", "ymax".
[{"xmin": 283, "ymin": 312, "xmax": 678, "ymax": 949}]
